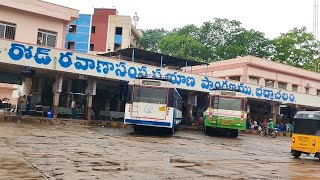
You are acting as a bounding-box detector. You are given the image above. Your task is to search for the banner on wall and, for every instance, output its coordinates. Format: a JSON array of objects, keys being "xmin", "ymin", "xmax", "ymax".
[{"xmin": 0, "ymin": 39, "xmax": 319, "ymax": 107}]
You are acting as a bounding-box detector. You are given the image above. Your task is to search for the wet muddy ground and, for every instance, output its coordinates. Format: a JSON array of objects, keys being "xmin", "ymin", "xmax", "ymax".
[{"xmin": 0, "ymin": 122, "xmax": 319, "ymax": 180}]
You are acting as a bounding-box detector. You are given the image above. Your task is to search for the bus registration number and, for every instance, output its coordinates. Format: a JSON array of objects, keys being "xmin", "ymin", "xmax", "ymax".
[{"xmin": 159, "ymin": 106, "xmax": 166, "ymax": 111}]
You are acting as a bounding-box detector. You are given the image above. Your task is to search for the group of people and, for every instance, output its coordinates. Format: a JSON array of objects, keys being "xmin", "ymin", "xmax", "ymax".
[
  {"xmin": 275, "ymin": 122, "xmax": 294, "ymax": 132},
  {"xmin": 17, "ymin": 93, "xmax": 32, "ymax": 115},
  {"xmin": 247, "ymin": 114, "xmax": 294, "ymax": 132},
  {"xmin": 248, "ymin": 118, "xmax": 274, "ymax": 131}
]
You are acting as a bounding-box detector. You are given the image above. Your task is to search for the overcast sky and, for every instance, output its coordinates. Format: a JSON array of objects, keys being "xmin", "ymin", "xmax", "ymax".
[{"xmin": 45, "ymin": 0, "xmax": 315, "ymax": 38}]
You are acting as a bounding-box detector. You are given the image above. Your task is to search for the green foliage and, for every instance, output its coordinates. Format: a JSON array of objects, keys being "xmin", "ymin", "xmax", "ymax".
[
  {"xmin": 198, "ymin": 18, "xmax": 273, "ymax": 61},
  {"xmin": 158, "ymin": 32, "xmax": 209, "ymax": 62},
  {"xmin": 139, "ymin": 28, "xmax": 168, "ymax": 52},
  {"xmin": 139, "ymin": 20, "xmax": 320, "ymax": 71},
  {"xmin": 271, "ymin": 27, "xmax": 320, "ymax": 68}
]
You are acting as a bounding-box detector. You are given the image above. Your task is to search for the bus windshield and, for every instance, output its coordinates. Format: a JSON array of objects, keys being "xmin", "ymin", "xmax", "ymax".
[
  {"xmin": 212, "ymin": 97, "xmax": 243, "ymax": 111},
  {"xmin": 133, "ymin": 87, "xmax": 167, "ymax": 104},
  {"xmin": 294, "ymin": 119, "xmax": 320, "ymax": 136}
]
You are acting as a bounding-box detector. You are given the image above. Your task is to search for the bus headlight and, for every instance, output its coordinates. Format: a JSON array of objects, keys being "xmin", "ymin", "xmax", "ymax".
[{"xmin": 292, "ymin": 137, "xmax": 295, "ymax": 143}]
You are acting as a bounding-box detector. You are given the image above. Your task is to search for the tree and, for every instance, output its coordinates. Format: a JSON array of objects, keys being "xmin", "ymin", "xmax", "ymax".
[
  {"xmin": 271, "ymin": 27, "xmax": 320, "ymax": 68},
  {"xmin": 198, "ymin": 18, "xmax": 272, "ymax": 61},
  {"xmin": 158, "ymin": 32, "xmax": 209, "ymax": 62},
  {"xmin": 139, "ymin": 28, "xmax": 168, "ymax": 52}
]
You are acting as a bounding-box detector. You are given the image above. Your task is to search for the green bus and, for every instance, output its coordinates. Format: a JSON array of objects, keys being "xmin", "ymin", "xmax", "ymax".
[{"xmin": 203, "ymin": 90, "xmax": 248, "ymax": 138}]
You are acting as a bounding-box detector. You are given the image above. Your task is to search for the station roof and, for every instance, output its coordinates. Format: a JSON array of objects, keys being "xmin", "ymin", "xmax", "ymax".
[{"xmin": 100, "ymin": 48, "xmax": 207, "ymax": 67}]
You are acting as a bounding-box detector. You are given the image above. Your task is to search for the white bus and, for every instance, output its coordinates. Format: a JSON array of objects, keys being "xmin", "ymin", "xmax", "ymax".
[{"xmin": 124, "ymin": 77, "xmax": 182, "ymax": 135}]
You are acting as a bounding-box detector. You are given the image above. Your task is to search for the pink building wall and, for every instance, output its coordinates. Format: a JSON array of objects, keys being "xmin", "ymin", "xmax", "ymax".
[
  {"xmin": 0, "ymin": 0, "xmax": 79, "ymax": 106},
  {"xmin": 188, "ymin": 56, "xmax": 320, "ymax": 96},
  {"xmin": 0, "ymin": 0, "xmax": 78, "ymax": 48},
  {"xmin": 0, "ymin": 83, "xmax": 18, "ymax": 105}
]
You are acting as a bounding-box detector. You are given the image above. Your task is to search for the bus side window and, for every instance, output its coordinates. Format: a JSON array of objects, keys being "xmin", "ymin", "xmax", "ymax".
[{"xmin": 127, "ymin": 85, "xmax": 133, "ymax": 103}]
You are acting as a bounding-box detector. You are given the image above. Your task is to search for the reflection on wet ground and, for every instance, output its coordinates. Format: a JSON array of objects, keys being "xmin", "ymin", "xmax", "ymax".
[{"xmin": 0, "ymin": 122, "xmax": 319, "ymax": 179}]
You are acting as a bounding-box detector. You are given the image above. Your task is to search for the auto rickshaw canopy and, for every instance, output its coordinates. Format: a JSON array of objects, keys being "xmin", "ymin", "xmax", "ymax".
[{"xmin": 294, "ymin": 111, "xmax": 320, "ymax": 136}]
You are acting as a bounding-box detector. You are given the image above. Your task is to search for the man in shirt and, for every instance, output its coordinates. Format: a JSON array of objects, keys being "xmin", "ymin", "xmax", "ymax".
[{"xmin": 268, "ymin": 119, "xmax": 274, "ymax": 134}]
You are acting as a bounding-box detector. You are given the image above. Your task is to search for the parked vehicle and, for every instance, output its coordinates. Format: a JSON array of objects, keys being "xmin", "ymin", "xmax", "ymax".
[
  {"xmin": 291, "ymin": 111, "xmax": 320, "ymax": 160},
  {"xmin": 259, "ymin": 126, "xmax": 278, "ymax": 138},
  {"xmin": 203, "ymin": 90, "xmax": 248, "ymax": 137},
  {"xmin": 124, "ymin": 77, "xmax": 182, "ymax": 135}
]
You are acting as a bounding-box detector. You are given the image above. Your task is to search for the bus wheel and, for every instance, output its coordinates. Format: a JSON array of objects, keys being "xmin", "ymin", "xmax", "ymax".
[
  {"xmin": 229, "ymin": 130, "xmax": 238, "ymax": 138},
  {"xmin": 134, "ymin": 125, "xmax": 142, "ymax": 134},
  {"xmin": 292, "ymin": 151, "xmax": 301, "ymax": 158},
  {"xmin": 233, "ymin": 130, "xmax": 239, "ymax": 138},
  {"xmin": 204, "ymin": 126, "xmax": 208, "ymax": 134},
  {"xmin": 169, "ymin": 127, "xmax": 175, "ymax": 135}
]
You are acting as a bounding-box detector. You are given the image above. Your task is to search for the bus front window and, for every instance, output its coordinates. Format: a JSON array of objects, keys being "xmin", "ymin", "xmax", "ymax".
[
  {"xmin": 212, "ymin": 97, "xmax": 243, "ymax": 111},
  {"xmin": 133, "ymin": 87, "xmax": 167, "ymax": 104}
]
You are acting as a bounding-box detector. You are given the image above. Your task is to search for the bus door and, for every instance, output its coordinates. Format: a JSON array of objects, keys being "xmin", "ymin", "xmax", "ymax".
[{"xmin": 131, "ymin": 86, "xmax": 167, "ymax": 120}]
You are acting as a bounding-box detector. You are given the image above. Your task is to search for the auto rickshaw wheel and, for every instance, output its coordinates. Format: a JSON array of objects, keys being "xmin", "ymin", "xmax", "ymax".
[{"xmin": 292, "ymin": 150, "xmax": 301, "ymax": 158}]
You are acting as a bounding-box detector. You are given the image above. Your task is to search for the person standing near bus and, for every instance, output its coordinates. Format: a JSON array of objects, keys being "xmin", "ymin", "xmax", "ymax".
[{"xmin": 71, "ymin": 98, "xmax": 77, "ymax": 119}]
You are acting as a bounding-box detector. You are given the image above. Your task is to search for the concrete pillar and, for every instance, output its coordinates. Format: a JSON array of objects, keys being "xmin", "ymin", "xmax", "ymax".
[
  {"xmin": 65, "ymin": 80, "xmax": 72, "ymax": 107},
  {"xmin": 52, "ymin": 75, "xmax": 63, "ymax": 118},
  {"xmin": 241, "ymin": 66, "xmax": 249, "ymax": 83},
  {"xmin": 287, "ymin": 84, "xmax": 292, "ymax": 91},
  {"xmin": 36, "ymin": 78, "xmax": 43, "ymax": 103},
  {"xmin": 21, "ymin": 78, "xmax": 32, "ymax": 96},
  {"xmin": 86, "ymin": 94, "xmax": 93, "ymax": 121},
  {"xmin": 259, "ymin": 77, "xmax": 265, "ymax": 86},
  {"xmin": 187, "ymin": 92, "xmax": 193, "ymax": 123},
  {"xmin": 85, "ymin": 78, "xmax": 96, "ymax": 121},
  {"xmin": 274, "ymin": 81, "xmax": 278, "ymax": 89},
  {"xmin": 271, "ymin": 102, "xmax": 280, "ymax": 123}
]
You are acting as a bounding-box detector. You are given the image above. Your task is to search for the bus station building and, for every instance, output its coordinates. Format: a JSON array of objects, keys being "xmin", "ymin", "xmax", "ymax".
[
  {"xmin": 1, "ymin": 0, "xmax": 320, "ymax": 127},
  {"xmin": 187, "ymin": 56, "xmax": 320, "ymax": 124}
]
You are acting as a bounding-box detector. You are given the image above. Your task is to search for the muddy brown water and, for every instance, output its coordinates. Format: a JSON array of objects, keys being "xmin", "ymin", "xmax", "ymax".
[{"xmin": 0, "ymin": 122, "xmax": 319, "ymax": 180}]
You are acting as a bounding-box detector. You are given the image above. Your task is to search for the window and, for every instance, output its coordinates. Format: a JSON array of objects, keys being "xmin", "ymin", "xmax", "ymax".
[
  {"xmin": 229, "ymin": 76, "xmax": 240, "ymax": 81},
  {"xmin": 115, "ymin": 27, "xmax": 123, "ymax": 35},
  {"xmin": 173, "ymin": 94, "xmax": 182, "ymax": 111},
  {"xmin": 37, "ymin": 29, "xmax": 57, "ymax": 47},
  {"xmin": 292, "ymin": 85, "xmax": 298, "ymax": 92},
  {"xmin": 89, "ymin": 44, "xmax": 94, "ymax": 51},
  {"xmin": 278, "ymin": 82, "xmax": 287, "ymax": 90},
  {"xmin": 305, "ymin": 87, "xmax": 309, "ymax": 94},
  {"xmin": 249, "ymin": 76, "xmax": 259, "ymax": 85},
  {"xmin": 91, "ymin": 26, "xmax": 96, "ymax": 33},
  {"xmin": 317, "ymin": 90, "xmax": 320, "ymax": 96},
  {"xmin": 67, "ymin": 42, "xmax": 75, "ymax": 50},
  {"xmin": 212, "ymin": 97, "xmax": 243, "ymax": 111},
  {"xmin": 68, "ymin": 25, "xmax": 77, "ymax": 33},
  {"xmin": 265, "ymin": 79, "xmax": 275, "ymax": 88},
  {"xmin": 133, "ymin": 87, "xmax": 167, "ymax": 104},
  {"xmin": 0, "ymin": 20, "xmax": 16, "ymax": 40}
]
